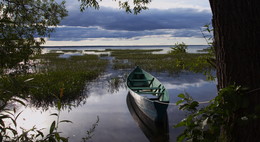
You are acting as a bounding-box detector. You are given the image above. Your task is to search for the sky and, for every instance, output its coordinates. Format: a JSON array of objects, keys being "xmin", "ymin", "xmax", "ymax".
[{"xmin": 45, "ymin": 0, "xmax": 212, "ymax": 46}]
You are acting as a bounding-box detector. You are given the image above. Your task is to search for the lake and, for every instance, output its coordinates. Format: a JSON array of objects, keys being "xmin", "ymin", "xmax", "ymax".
[
  {"xmin": 42, "ymin": 45, "xmax": 209, "ymax": 54},
  {"xmin": 15, "ymin": 45, "xmax": 217, "ymax": 142}
]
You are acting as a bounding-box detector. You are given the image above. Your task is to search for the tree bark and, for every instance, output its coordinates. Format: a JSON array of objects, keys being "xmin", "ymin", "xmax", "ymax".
[{"xmin": 209, "ymin": 0, "xmax": 260, "ymax": 141}]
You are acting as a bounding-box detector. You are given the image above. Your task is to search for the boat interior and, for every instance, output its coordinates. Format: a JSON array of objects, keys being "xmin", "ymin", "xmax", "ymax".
[{"xmin": 128, "ymin": 71, "xmax": 165, "ymax": 100}]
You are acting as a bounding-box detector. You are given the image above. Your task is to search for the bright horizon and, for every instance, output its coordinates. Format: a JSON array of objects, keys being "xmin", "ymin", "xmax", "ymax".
[{"xmin": 44, "ymin": 0, "xmax": 212, "ymax": 46}]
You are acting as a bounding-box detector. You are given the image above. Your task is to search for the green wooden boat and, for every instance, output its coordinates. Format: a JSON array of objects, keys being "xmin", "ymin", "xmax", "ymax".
[
  {"xmin": 127, "ymin": 66, "xmax": 169, "ymax": 121},
  {"xmin": 126, "ymin": 93, "xmax": 169, "ymax": 142}
]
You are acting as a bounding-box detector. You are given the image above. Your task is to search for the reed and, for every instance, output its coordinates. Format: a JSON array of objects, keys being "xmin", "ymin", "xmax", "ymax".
[
  {"xmin": 50, "ymin": 49, "xmax": 81, "ymax": 53},
  {"xmin": 84, "ymin": 49, "xmax": 107, "ymax": 52},
  {"xmin": 108, "ymin": 49, "xmax": 162, "ymax": 56},
  {"xmin": 109, "ymin": 49, "xmax": 213, "ymax": 74},
  {"xmin": 21, "ymin": 53, "xmax": 108, "ymax": 108}
]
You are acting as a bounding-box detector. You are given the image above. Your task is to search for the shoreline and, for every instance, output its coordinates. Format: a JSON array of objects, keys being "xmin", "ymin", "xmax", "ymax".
[{"xmin": 41, "ymin": 45, "xmax": 208, "ymax": 48}]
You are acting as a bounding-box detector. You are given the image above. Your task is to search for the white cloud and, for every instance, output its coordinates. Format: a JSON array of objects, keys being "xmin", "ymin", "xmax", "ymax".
[
  {"xmin": 149, "ymin": 0, "xmax": 211, "ymax": 10},
  {"xmin": 45, "ymin": 35, "xmax": 208, "ymax": 46}
]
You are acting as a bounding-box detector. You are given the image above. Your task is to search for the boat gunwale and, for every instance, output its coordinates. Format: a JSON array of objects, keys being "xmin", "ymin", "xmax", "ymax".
[{"xmin": 127, "ymin": 67, "xmax": 169, "ymax": 103}]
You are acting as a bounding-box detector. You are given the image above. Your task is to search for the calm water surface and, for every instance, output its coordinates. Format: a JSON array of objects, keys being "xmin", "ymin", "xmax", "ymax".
[{"xmin": 16, "ymin": 45, "xmax": 217, "ymax": 142}]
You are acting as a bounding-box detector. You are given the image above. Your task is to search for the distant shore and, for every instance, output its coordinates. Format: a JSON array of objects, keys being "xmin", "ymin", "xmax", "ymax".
[{"xmin": 41, "ymin": 45, "xmax": 208, "ymax": 48}]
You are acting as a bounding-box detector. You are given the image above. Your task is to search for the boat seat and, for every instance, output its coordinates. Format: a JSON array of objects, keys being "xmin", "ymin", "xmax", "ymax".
[
  {"xmin": 129, "ymin": 79, "xmax": 153, "ymax": 82},
  {"xmin": 131, "ymin": 87, "xmax": 160, "ymax": 91},
  {"xmin": 138, "ymin": 92, "xmax": 164, "ymax": 95},
  {"xmin": 129, "ymin": 78, "xmax": 155, "ymax": 88},
  {"xmin": 138, "ymin": 86, "xmax": 165, "ymax": 100},
  {"xmin": 129, "ymin": 79, "xmax": 153, "ymax": 87},
  {"xmin": 128, "ymin": 78, "xmax": 147, "ymax": 87},
  {"xmin": 133, "ymin": 72, "xmax": 144, "ymax": 75}
]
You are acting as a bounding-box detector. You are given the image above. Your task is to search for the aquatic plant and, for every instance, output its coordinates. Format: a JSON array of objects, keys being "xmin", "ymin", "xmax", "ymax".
[
  {"xmin": 1, "ymin": 53, "xmax": 108, "ymax": 109},
  {"xmin": 109, "ymin": 49, "xmax": 213, "ymax": 74},
  {"xmin": 168, "ymin": 42, "xmax": 187, "ymax": 55},
  {"xmin": 28, "ymin": 53, "xmax": 108, "ymax": 108},
  {"xmin": 82, "ymin": 116, "xmax": 100, "ymax": 142}
]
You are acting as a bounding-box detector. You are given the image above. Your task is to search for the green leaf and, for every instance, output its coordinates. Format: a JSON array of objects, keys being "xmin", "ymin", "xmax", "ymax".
[
  {"xmin": 36, "ymin": 130, "xmax": 44, "ymax": 138},
  {"xmin": 60, "ymin": 120, "xmax": 73, "ymax": 123},
  {"xmin": 60, "ymin": 136, "xmax": 69, "ymax": 142},
  {"xmin": 186, "ymin": 115, "xmax": 194, "ymax": 126},
  {"xmin": 50, "ymin": 121, "xmax": 56, "ymax": 134},
  {"xmin": 202, "ymin": 117, "xmax": 208, "ymax": 129},
  {"xmin": 24, "ymin": 78, "xmax": 34, "ymax": 82},
  {"xmin": 189, "ymin": 101, "xmax": 199, "ymax": 109},
  {"xmin": 49, "ymin": 136, "xmax": 56, "ymax": 142},
  {"xmin": 0, "ymin": 115, "xmax": 10, "ymax": 120},
  {"xmin": 176, "ymin": 99, "xmax": 184, "ymax": 105},
  {"xmin": 7, "ymin": 127, "xmax": 18, "ymax": 136},
  {"xmin": 15, "ymin": 111, "xmax": 23, "ymax": 122},
  {"xmin": 55, "ymin": 132, "xmax": 61, "ymax": 141},
  {"xmin": 176, "ymin": 133, "xmax": 187, "ymax": 142},
  {"xmin": 174, "ymin": 119, "xmax": 187, "ymax": 128},
  {"xmin": 179, "ymin": 104, "xmax": 189, "ymax": 110},
  {"xmin": 10, "ymin": 117, "xmax": 17, "ymax": 128},
  {"xmin": 11, "ymin": 98, "xmax": 26, "ymax": 106},
  {"xmin": 178, "ymin": 93, "xmax": 186, "ymax": 99},
  {"xmin": 57, "ymin": 101, "xmax": 62, "ymax": 110},
  {"xmin": 50, "ymin": 113, "xmax": 58, "ymax": 116},
  {"xmin": 0, "ymin": 135, "xmax": 3, "ymax": 142},
  {"xmin": 0, "ymin": 119, "xmax": 5, "ymax": 127}
]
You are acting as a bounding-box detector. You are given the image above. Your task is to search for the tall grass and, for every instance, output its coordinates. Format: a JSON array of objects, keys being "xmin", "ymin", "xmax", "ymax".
[
  {"xmin": 109, "ymin": 49, "xmax": 213, "ymax": 74},
  {"xmin": 17, "ymin": 53, "xmax": 108, "ymax": 108}
]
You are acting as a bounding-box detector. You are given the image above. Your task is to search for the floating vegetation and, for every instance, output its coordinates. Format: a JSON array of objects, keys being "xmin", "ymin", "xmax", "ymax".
[
  {"xmin": 50, "ymin": 49, "xmax": 81, "ymax": 53},
  {"xmin": 107, "ymin": 49, "xmax": 163, "ymax": 55},
  {"xmin": 84, "ymin": 49, "xmax": 107, "ymax": 52},
  {"xmin": 99, "ymin": 53, "xmax": 109, "ymax": 57}
]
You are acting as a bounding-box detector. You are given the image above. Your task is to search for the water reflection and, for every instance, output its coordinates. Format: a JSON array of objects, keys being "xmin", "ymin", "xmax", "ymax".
[
  {"xmin": 28, "ymin": 88, "xmax": 89, "ymax": 110},
  {"xmin": 127, "ymin": 93, "xmax": 169, "ymax": 142},
  {"xmin": 107, "ymin": 75, "xmax": 127, "ymax": 93},
  {"xmin": 13, "ymin": 68, "xmax": 217, "ymax": 142}
]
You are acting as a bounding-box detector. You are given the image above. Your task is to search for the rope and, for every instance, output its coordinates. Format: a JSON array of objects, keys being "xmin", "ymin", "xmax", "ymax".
[{"xmin": 156, "ymin": 100, "xmax": 211, "ymax": 106}]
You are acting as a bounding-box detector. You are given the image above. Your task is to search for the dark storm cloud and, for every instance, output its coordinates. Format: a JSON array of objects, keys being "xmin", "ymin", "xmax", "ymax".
[
  {"xmin": 50, "ymin": 26, "xmax": 168, "ymax": 41},
  {"xmin": 61, "ymin": 7, "xmax": 211, "ymax": 31},
  {"xmin": 49, "ymin": 7, "xmax": 211, "ymax": 41},
  {"xmin": 49, "ymin": 26, "xmax": 203, "ymax": 41}
]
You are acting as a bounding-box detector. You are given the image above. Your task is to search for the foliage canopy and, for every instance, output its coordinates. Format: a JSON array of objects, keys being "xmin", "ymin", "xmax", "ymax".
[{"xmin": 0, "ymin": 0, "xmax": 67, "ymax": 73}]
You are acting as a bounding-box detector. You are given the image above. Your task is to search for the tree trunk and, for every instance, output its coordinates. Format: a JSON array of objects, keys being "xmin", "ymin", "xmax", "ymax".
[{"xmin": 209, "ymin": 0, "xmax": 260, "ymax": 141}]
